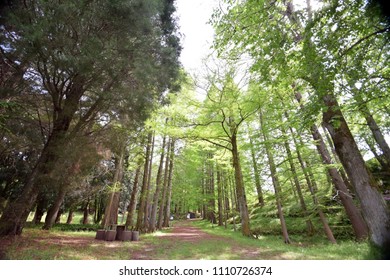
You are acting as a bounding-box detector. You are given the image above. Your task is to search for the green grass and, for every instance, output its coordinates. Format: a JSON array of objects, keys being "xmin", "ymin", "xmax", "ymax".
[{"xmin": 190, "ymin": 220, "xmax": 382, "ymax": 260}]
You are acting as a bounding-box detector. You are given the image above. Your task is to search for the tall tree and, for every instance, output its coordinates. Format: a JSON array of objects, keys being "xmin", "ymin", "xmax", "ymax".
[
  {"xmin": 149, "ymin": 134, "xmax": 167, "ymax": 232},
  {"xmin": 213, "ymin": 0, "xmax": 390, "ymax": 250},
  {"xmin": 162, "ymin": 138, "xmax": 176, "ymax": 227},
  {"xmin": 0, "ymin": 0, "xmax": 181, "ymax": 236},
  {"xmin": 259, "ymin": 109, "xmax": 291, "ymax": 244},
  {"xmin": 136, "ymin": 132, "xmax": 153, "ymax": 232}
]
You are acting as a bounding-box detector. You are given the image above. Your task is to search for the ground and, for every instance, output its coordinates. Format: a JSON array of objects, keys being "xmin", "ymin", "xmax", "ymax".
[
  {"xmin": 0, "ymin": 219, "xmax": 380, "ymax": 260},
  {"xmin": 130, "ymin": 220, "xmax": 263, "ymax": 259},
  {"xmin": 0, "ymin": 220, "xmax": 273, "ymax": 260}
]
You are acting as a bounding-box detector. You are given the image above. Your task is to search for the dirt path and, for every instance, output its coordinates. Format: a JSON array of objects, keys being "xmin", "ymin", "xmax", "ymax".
[{"xmin": 130, "ymin": 220, "xmax": 266, "ymax": 259}]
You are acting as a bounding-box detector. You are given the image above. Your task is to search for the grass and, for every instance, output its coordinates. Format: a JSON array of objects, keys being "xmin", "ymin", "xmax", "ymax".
[{"xmin": 190, "ymin": 220, "xmax": 382, "ymax": 260}]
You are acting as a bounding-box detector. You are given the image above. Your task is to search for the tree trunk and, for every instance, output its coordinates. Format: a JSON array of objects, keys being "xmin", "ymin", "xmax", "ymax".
[
  {"xmin": 221, "ymin": 171, "xmax": 228, "ymax": 228},
  {"xmin": 364, "ymin": 135, "xmax": 388, "ymax": 169},
  {"xmin": 125, "ymin": 165, "xmax": 142, "ymax": 229},
  {"xmin": 260, "ymin": 110, "xmax": 290, "ymax": 243},
  {"xmin": 102, "ymin": 145, "xmax": 125, "ymax": 229},
  {"xmin": 163, "ymin": 139, "xmax": 175, "ymax": 227},
  {"xmin": 295, "ymin": 91, "xmax": 369, "ymax": 240},
  {"xmin": 304, "ymin": 155, "xmax": 337, "ymax": 244},
  {"xmin": 201, "ymin": 162, "xmax": 207, "ymax": 220},
  {"xmin": 157, "ymin": 138, "xmax": 171, "ymax": 229},
  {"xmin": 55, "ymin": 208, "xmax": 63, "ymax": 224},
  {"xmin": 248, "ymin": 132, "xmax": 265, "ymax": 207},
  {"xmin": 94, "ymin": 195, "xmax": 104, "ymax": 224},
  {"xmin": 0, "ymin": 147, "xmax": 48, "ymax": 235},
  {"xmin": 227, "ymin": 171, "xmax": 237, "ymax": 232},
  {"xmin": 82, "ymin": 201, "xmax": 89, "ymax": 225},
  {"xmin": 217, "ymin": 168, "xmax": 224, "ymax": 226},
  {"xmin": 289, "ymin": 126, "xmax": 337, "ymax": 243},
  {"xmin": 0, "ymin": 80, "xmax": 85, "ymax": 236},
  {"xmin": 321, "ymin": 124, "xmax": 354, "ymax": 192},
  {"xmin": 66, "ymin": 208, "xmax": 74, "ymax": 224},
  {"xmin": 206, "ymin": 153, "xmax": 216, "ymax": 224},
  {"xmin": 136, "ymin": 132, "xmax": 153, "ymax": 232},
  {"xmin": 356, "ymin": 95, "xmax": 390, "ymax": 166},
  {"xmin": 33, "ymin": 193, "xmax": 47, "ymax": 225},
  {"xmin": 149, "ymin": 135, "xmax": 167, "ymax": 232},
  {"xmin": 143, "ymin": 133, "xmax": 155, "ymax": 231},
  {"xmin": 322, "ymin": 93, "xmax": 390, "ymax": 248},
  {"xmin": 231, "ymin": 131, "xmax": 251, "ymax": 237},
  {"xmin": 283, "ymin": 136, "xmax": 315, "ymax": 235},
  {"xmin": 42, "ymin": 187, "xmax": 66, "ymax": 230}
]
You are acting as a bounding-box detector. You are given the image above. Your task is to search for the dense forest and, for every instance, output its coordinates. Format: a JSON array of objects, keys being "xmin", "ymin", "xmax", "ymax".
[{"xmin": 1, "ymin": 0, "xmax": 390, "ymax": 258}]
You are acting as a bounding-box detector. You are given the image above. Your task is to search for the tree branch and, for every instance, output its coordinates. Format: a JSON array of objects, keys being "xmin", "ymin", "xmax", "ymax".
[{"xmin": 340, "ymin": 27, "xmax": 390, "ymax": 57}]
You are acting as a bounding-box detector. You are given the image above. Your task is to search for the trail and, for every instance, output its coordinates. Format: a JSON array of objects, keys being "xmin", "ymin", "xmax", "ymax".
[{"xmin": 130, "ymin": 220, "xmax": 267, "ymax": 260}]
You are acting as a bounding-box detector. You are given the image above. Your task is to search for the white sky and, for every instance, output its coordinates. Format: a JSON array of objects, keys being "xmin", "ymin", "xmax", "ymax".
[{"xmin": 175, "ymin": 0, "xmax": 220, "ymax": 73}]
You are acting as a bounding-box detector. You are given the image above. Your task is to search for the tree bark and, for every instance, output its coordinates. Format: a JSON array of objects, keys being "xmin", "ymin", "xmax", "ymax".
[
  {"xmin": 66, "ymin": 208, "xmax": 74, "ymax": 224},
  {"xmin": 42, "ymin": 188, "xmax": 66, "ymax": 230},
  {"xmin": 364, "ymin": 135, "xmax": 388, "ymax": 169},
  {"xmin": 125, "ymin": 165, "xmax": 142, "ymax": 229},
  {"xmin": 248, "ymin": 132, "xmax": 265, "ymax": 207},
  {"xmin": 163, "ymin": 139, "xmax": 176, "ymax": 227},
  {"xmin": 231, "ymin": 131, "xmax": 251, "ymax": 237},
  {"xmin": 321, "ymin": 124, "xmax": 354, "ymax": 192},
  {"xmin": 0, "ymin": 79, "xmax": 87, "ymax": 236},
  {"xmin": 322, "ymin": 93, "xmax": 390, "ymax": 248},
  {"xmin": 216, "ymin": 168, "xmax": 224, "ymax": 226},
  {"xmin": 143, "ymin": 133, "xmax": 155, "ymax": 231},
  {"xmin": 136, "ymin": 132, "xmax": 153, "ymax": 232},
  {"xmin": 102, "ymin": 145, "xmax": 125, "ymax": 229},
  {"xmin": 206, "ymin": 153, "xmax": 216, "ymax": 224},
  {"xmin": 82, "ymin": 201, "xmax": 89, "ymax": 225},
  {"xmin": 157, "ymin": 138, "xmax": 171, "ymax": 229},
  {"xmin": 0, "ymin": 139, "xmax": 52, "ymax": 235},
  {"xmin": 289, "ymin": 126, "xmax": 337, "ymax": 243},
  {"xmin": 260, "ymin": 110, "xmax": 290, "ymax": 243},
  {"xmin": 356, "ymin": 95, "xmax": 390, "ymax": 166},
  {"xmin": 295, "ymin": 92, "xmax": 369, "ymax": 240},
  {"xmin": 149, "ymin": 135, "xmax": 167, "ymax": 232},
  {"xmin": 33, "ymin": 193, "xmax": 47, "ymax": 225},
  {"xmin": 283, "ymin": 135, "xmax": 315, "ymax": 235}
]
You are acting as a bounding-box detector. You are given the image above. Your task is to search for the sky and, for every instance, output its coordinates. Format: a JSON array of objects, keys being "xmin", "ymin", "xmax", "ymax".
[
  {"xmin": 174, "ymin": 0, "xmax": 314, "ymax": 74},
  {"xmin": 175, "ymin": 0, "xmax": 220, "ymax": 73}
]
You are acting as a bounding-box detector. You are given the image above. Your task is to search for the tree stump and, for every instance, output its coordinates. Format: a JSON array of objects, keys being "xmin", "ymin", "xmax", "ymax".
[
  {"xmin": 121, "ymin": 231, "xmax": 133, "ymax": 241},
  {"xmin": 95, "ymin": 230, "xmax": 106, "ymax": 240},
  {"xmin": 131, "ymin": 231, "xmax": 140, "ymax": 241},
  {"xmin": 116, "ymin": 225, "xmax": 126, "ymax": 240},
  {"xmin": 105, "ymin": 230, "xmax": 117, "ymax": 241}
]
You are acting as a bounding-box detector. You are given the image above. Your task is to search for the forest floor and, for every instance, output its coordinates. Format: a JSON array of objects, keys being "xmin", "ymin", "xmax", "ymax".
[
  {"xmin": 0, "ymin": 219, "xmax": 380, "ymax": 260},
  {"xmin": 130, "ymin": 219, "xmax": 265, "ymax": 260}
]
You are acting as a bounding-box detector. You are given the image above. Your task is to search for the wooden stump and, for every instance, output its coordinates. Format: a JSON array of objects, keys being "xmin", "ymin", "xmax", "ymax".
[
  {"xmin": 105, "ymin": 230, "xmax": 117, "ymax": 241},
  {"xmin": 120, "ymin": 231, "xmax": 133, "ymax": 241},
  {"xmin": 95, "ymin": 230, "xmax": 106, "ymax": 240},
  {"xmin": 131, "ymin": 231, "xmax": 140, "ymax": 241},
  {"xmin": 116, "ymin": 225, "xmax": 126, "ymax": 241}
]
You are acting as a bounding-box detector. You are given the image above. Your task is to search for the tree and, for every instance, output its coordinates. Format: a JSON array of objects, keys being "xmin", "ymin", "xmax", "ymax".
[
  {"xmin": 136, "ymin": 131, "xmax": 154, "ymax": 232},
  {"xmin": 259, "ymin": 108, "xmax": 290, "ymax": 244},
  {"xmin": 213, "ymin": 0, "xmax": 390, "ymax": 250},
  {"xmin": 184, "ymin": 68, "xmax": 257, "ymax": 236},
  {"xmin": 0, "ymin": 0, "xmax": 181, "ymax": 236}
]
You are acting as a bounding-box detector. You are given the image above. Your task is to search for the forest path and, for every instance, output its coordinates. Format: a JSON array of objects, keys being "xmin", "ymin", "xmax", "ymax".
[{"xmin": 130, "ymin": 219, "xmax": 276, "ymax": 259}]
